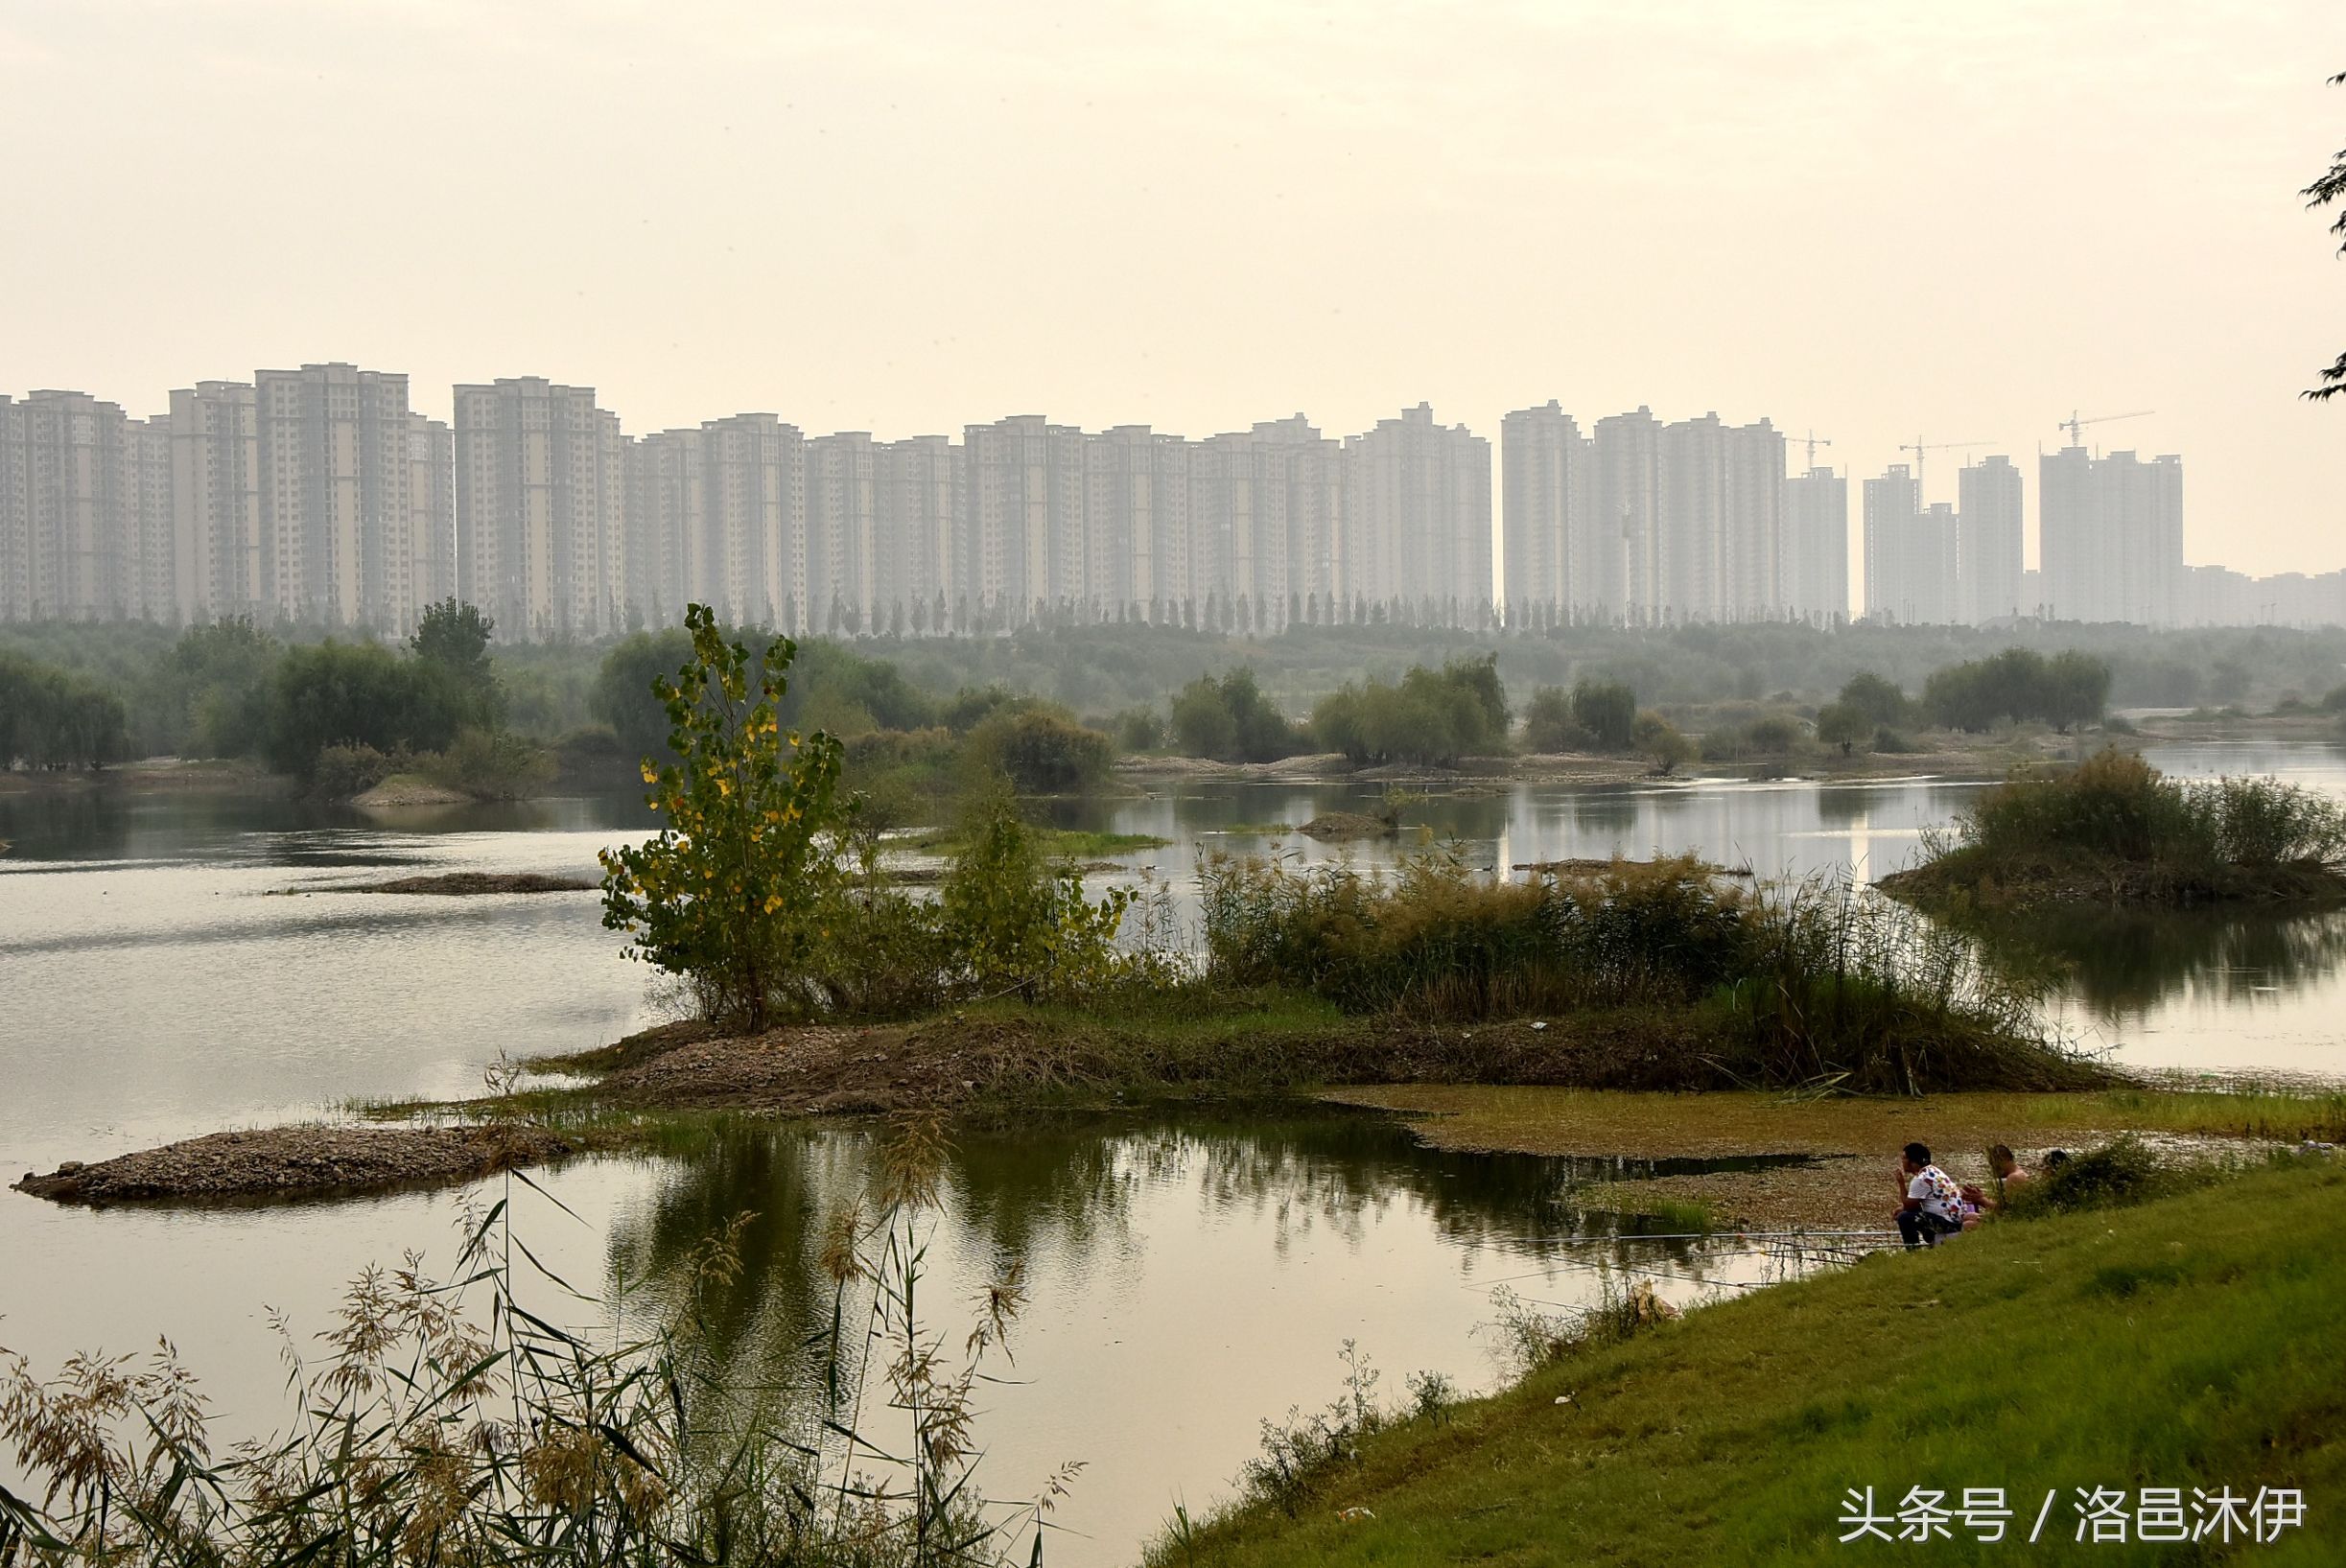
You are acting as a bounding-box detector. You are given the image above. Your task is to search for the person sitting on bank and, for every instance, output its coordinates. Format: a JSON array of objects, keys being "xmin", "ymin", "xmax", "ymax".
[
  {"xmin": 1894, "ymin": 1141, "xmax": 1965, "ymax": 1248},
  {"xmin": 1987, "ymin": 1143, "xmax": 2030, "ymax": 1200},
  {"xmin": 1959, "ymin": 1143, "xmax": 2033, "ymax": 1228}
]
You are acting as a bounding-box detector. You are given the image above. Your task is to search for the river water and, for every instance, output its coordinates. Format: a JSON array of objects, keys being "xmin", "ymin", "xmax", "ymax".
[{"xmin": 4, "ymin": 740, "xmax": 2342, "ymax": 1561}]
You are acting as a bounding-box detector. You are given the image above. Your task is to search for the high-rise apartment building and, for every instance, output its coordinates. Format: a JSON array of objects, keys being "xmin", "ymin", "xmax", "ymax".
[
  {"xmin": 1506, "ymin": 404, "xmax": 1784, "ymax": 624},
  {"xmin": 1652, "ymin": 413, "xmax": 1785, "ymax": 620},
  {"xmin": 2039, "ymin": 445, "xmax": 2184, "ymax": 624},
  {"xmin": 1342, "ymin": 403, "xmax": 1490, "ymax": 619},
  {"xmin": 408, "ymin": 415, "xmax": 455, "ymax": 615},
  {"xmin": 455, "ymin": 378, "xmax": 625, "ymax": 639},
  {"xmin": 1955, "ymin": 455, "xmax": 2023, "ymax": 624},
  {"xmin": 1188, "ymin": 415, "xmax": 1342, "ymax": 627},
  {"xmin": 1863, "ymin": 464, "xmax": 1922, "ymax": 622},
  {"xmin": 1500, "ymin": 401, "xmax": 1589, "ymax": 623},
  {"xmin": 808, "ymin": 431, "xmax": 877, "ymax": 632},
  {"xmin": 1083, "ymin": 425, "xmax": 1170, "ymax": 618},
  {"xmin": 253, "ymin": 363, "xmax": 414, "ymax": 629},
  {"xmin": 129, "ymin": 414, "xmax": 175, "ymax": 621},
  {"xmin": 1588, "ymin": 407, "xmax": 1660, "ymax": 620},
  {"xmin": 1780, "ymin": 464, "xmax": 1848, "ymax": 623},
  {"xmin": 169, "ymin": 381, "xmax": 261, "ymax": 624},
  {"xmin": 0, "ymin": 390, "xmax": 155, "ymax": 622},
  {"xmin": 874, "ymin": 434, "xmax": 959, "ymax": 632},
  {"xmin": 961, "ymin": 414, "xmax": 1078, "ymax": 623}
]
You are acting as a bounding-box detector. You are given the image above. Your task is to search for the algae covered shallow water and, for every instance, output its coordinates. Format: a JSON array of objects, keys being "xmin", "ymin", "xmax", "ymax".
[{"xmin": 4, "ymin": 740, "xmax": 2345, "ymax": 1560}]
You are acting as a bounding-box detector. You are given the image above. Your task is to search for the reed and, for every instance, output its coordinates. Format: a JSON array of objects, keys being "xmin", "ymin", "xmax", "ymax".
[{"xmin": 0, "ymin": 1123, "xmax": 1069, "ymax": 1567}]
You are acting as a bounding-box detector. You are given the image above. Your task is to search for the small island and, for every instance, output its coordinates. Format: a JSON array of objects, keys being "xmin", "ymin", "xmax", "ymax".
[{"xmin": 1879, "ymin": 749, "xmax": 2346, "ymax": 912}]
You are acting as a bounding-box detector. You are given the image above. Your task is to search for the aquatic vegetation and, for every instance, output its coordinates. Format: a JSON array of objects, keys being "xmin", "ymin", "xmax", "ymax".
[
  {"xmin": 1884, "ymin": 750, "xmax": 2346, "ymax": 910},
  {"xmin": 1194, "ymin": 850, "xmax": 2085, "ymax": 1093}
]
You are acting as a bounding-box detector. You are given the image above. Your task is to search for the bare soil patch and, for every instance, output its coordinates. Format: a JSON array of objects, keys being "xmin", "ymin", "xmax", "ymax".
[{"xmin": 14, "ymin": 1124, "xmax": 575, "ymax": 1205}]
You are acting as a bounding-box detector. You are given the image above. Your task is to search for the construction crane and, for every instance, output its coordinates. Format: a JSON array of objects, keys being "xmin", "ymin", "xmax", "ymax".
[
  {"xmin": 1787, "ymin": 430, "xmax": 1833, "ymax": 472},
  {"xmin": 2057, "ymin": 409, "xmax": 2154, "ymax": 449},
  {"xmin": 1896, "ymin": 437, "xmax": 1995, "ymax": 504}
]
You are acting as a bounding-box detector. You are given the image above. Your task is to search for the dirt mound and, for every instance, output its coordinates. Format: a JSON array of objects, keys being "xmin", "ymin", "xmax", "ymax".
[
  {"xmin": 585, "ymin": 1012, "xmax": 1752, "ymax": 1118},
  {"xmin": 14, "ymin": 1124, "xmax": 575, "ymax": 1205},
  {"xmin": 1299, "ymin": 811, "xmax": 1399, "ymax": 840},
  {"xmin": 351, "ymin": 775, "xmax": 473, "ymax": 807},
  {"xmin": 350, "ymin": 871, "xmax": 597, "ymax": 895}
]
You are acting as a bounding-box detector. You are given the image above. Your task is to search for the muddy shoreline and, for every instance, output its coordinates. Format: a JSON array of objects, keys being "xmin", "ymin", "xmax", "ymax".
[{"xmin": 11, "ymin": 1006, "xmax": 2118, "ymax": 1210}]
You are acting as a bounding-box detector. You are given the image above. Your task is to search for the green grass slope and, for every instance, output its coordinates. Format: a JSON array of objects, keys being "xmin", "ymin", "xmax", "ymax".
[{"xmin": 1163, "ymin": 1161, "xmax": 2344, "ymax": 1566}]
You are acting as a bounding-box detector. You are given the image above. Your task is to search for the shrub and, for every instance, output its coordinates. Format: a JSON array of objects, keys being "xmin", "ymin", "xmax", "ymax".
[
  {"xmin": 1313, "ymin": 658, "xmax": 1510, "ymax": 765},
  {"xmin": 1836, "ymin": 671, "xmax": 1912, "ymax": 729},
  {"xmin": 1924, "ymin": 648, "xmax": 2109, "ymax": 733},
  {"xmin": 2002, "ymin": 1135, "xmax": 2204, "ymax": 1217},
  {"xmin": 964, "ymin": 705, "xmax": 1114, "ymax": 794},
  {"xmin": 1891, "ymin": 750, "xmax": 2346, "ymax": 908},
  {"xmin": 264, "ymin": 641, "xmax": 475, "ymax": 776},
  {"xmin": 1114, "ymin": 705, "xmax": 1165, "ymax": 752},
  {"xmin": 1520, "ymin": 686, "xmax": 1588, "ymax": 753},
  {"xmin": 1699, "ymin": 714, "xmax": 1803, "ymax": 763},
  {"xmin": 309, "ymin": 741, "xmax": 402, "ymax": 798},
  {"xmin": 937, "ymin": 784, "xmax": 1136, "ymax": 1002},
  {"xmin": 1815, "ymin": 700, "xmax": 1871, "ymax": 753},
  {"xmin": 1632, "ymin": 711, "xmax": 1692, "ymax": 774},
  {"xmin": 1195, "ymin": 850, "xmax": 2081, "ymax": 1092},
  {"xmin": 423, "ymin": 727, "xmax": 557, "ymax": 800}
]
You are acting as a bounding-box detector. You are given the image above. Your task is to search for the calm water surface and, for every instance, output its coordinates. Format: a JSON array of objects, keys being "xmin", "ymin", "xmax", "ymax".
[{"xmin": 5, "ymin": 740, "xmax": 2343, "ymax": 1561}]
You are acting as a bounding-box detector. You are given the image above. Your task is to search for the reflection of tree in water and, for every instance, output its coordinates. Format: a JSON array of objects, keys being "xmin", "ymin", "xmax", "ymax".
[
  {"xmin": 602, "ymin": 1111, "xmax": 1745, "ymax": 1421},
  {"xmin": 603, "ymin": 1126, "xmax": 869, "ymax": 1399},
  {"xmin": 1971, "ymin": 906, "xmax": 2346, "ymax": 1019},
  {"xmin": 1812, "ymin": 784, "xmax": 1894, "ymax": 831}
]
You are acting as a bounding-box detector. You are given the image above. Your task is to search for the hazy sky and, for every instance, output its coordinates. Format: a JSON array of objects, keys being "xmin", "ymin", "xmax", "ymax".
[{"xmin": 4, "ymin": 0, "xmax": 2342, "ymax": 581}]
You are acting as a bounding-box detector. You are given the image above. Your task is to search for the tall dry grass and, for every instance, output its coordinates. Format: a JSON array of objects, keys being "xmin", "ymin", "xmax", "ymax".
[{"xmin": 1195, "ymin": 851, "xmax": 2095, "ymax": 1094}]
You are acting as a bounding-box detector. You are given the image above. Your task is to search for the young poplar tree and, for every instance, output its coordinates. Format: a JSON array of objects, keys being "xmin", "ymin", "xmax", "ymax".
[{"xmin": 600, "ymin": 604, "xmax": 845, "ymax": 1032}]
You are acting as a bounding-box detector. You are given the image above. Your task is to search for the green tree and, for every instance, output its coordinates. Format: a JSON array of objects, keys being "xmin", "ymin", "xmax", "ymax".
[
  {"xmin": 1815, "ymin": 700, "xmax": 1871, "ymax": 754},
  {"xmin": 153, "ymin": 619, "xmax": 279, "ymax": 758},
  {"xmin": 1633, "ymin": 710, "xmax": 1693, "ymax": 775},
  {"xmin": 598, "ymin": 606, "xmax": 848, "ymax": 1032},
  {"xmin": 964, "ymin": 706, "xmax": 1114, "ymax": 793},
  {"xmin": 264, "ymin": 642, "xmax": 470, "ymax": 775},
  {"xmin": 1520, "ymin": 686, "xmax": 1583, "ymax": 752},
  {"xmin": 1168, "ymin": 667, "xmax": 1302, "ymax": 762},
  {"xmin": 410, "ymin": 598, "xmax": 504, "ymax": 729},
  {"xmin": 0, "ymin": 651, "xmax": 129, "ymax": 769},
  {"xmin": 593, "ymin": 628, "xmax": 694, "ymax": 760},
  {"xmin": 936, "ymin": 782, "xmax": 1134, "ymax": 1002},
  {"xmin": 1836, "ymin": 671, "xmax": 1911, "ymax": 729},
  {"xmin": 1569, "ymin": 678, "xmax": 1636, "ymax": 751}
]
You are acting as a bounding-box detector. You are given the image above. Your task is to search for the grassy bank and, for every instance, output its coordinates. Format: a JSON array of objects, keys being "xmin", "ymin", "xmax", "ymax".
[
  {"xmin": 1159, "ymin": 1159, "xmax": 2345, "ymax": 1566},
  {"xmin": 1884, "ymin": 750, "xmax": 2346, "ymax": 912},
  {"xmin": 1324, "ymin": 1082, "xmax": 2346, "ymax": 1228}
]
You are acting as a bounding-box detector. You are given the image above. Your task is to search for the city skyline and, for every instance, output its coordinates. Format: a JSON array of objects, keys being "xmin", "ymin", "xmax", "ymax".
[
  {"xmin": 2, "ymin": 4, "xmax": 2340, "ymax": 586},
  {"xmin": 12, "ymin": 360, "xmax": 2337, "ymax": 636}
]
